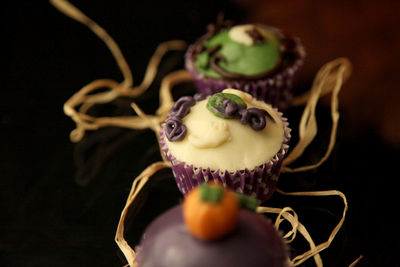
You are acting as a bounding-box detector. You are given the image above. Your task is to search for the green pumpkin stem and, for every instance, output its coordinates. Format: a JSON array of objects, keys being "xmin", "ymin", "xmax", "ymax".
[{"xmin": 200, "ymin": 183, "xmax": 224, "ymax": 203}]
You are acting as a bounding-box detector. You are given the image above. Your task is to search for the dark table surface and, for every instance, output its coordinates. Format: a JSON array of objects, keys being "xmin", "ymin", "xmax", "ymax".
[{"xmin": 2, "ymin": 1, "xmax": 399, "ymax": 266}]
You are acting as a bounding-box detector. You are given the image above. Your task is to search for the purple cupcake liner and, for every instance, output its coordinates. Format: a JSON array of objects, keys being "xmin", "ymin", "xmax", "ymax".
[
  {"xmin": 160, "ymin": 110, "xmax": 291, "ymax": 203},
  {"xmin": 184, "ymin": 26, "xmax": 306, "ymax": 111}
]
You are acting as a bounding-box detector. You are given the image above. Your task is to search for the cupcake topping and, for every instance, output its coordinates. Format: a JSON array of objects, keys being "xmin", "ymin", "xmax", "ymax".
[
  {"xmin": 170, "ymin": 96, "xmax": 196, "ymax": 118},
  {"xmin": 206, "ymin": 92, "xmax": 274, "ymax": 131},
  {"xmin": 246, "ymin": 27, "xmax": 266, "ymax": 44},
  {"xmin": 164, "ymin": 96, "xmax": 196, "ymax": 142},
  {"xmin": 228, "ymin": 24, "xmax": 267, "ymax": 46},
  {"xmin": 165, "ymin": 91, "xmax": 274, "ymax": 142},
  {"xmin": 199, "ymin": 182, "xmax": 224, "ymax": 203},
  {"xmin": 235, "ymin": 192, "xmax": 259, "ymax": 211},
  {"xmin": 193, "ymin": 23, "xmax": 286, "ymax": 80},
  {"xmin": 239, "ymin": 108, "xmax": 269, "ymax": 131},
  {"xmin": 206, "ymin": 92, "xmax": 247, "ymax": 119},
  {"xmin": 164, "ymin": 89, "xmax": 285, "ymax": 172},
  {"xmin": 188, "ymin": 120, "xmax": 230, "ymax": 148},
  {"xmin": 183, "ymin": 183, "xmax": 259, "ymax": 241},
  {"xmin": 164, "ymin": 118, "xmax": 187, "ymax": 142}
]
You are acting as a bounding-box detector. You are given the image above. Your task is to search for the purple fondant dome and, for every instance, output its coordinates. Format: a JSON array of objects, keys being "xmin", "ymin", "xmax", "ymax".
[{"xmin": 135, "ymin": 205, "xmax": 289, "ymax": 267}]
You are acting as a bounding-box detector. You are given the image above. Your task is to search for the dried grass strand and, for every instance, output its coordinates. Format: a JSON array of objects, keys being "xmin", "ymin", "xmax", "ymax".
[
  {"xmin": 50, "ymin": 0, "xmax": 133, "ymax": 87},
  {"xmin": 277, "ymin": 188, "xmax": 348, "ymax": 266},
  {"xmin": 257, "ymin": 206, "xmax": 323, "ymax": 266},
  {"xmin": 257, "ymin": 187, "xmax": 348, "ymax": 267},
  {"xmin": 51, "ymin": 0, "xmax": 187, "ymax": 143},
  {"xmin": 115, "ymin": 161, "xmax": 170, "ymax": 267},
  {"xmin": 349, "ymin": 255, "xmax": 363, "ymax": 267},
  {"xmin": 282, "ymin": 58, "xmax": 352, "ymax": 172}
]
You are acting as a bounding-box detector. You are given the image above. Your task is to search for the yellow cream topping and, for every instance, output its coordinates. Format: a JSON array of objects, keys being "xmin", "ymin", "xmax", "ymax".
[
  {"xmin": 188, "ymin": 120, "xmax": 230, "ymax": 148},
  {"xmin": 165, "ymin": 89, "xmax": 284, "ymax": 172}
]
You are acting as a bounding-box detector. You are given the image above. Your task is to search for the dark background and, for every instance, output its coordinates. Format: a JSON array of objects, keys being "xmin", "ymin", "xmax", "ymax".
[{"xmin": 2, "ymin": 0, "xmax": 399, "ymax": 266}]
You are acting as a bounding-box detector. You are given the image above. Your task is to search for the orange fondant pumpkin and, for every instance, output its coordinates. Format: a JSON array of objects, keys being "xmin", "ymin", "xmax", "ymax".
[{"xmin": 183, "ymin": 183, "xmax": 239, "ymax": 241}]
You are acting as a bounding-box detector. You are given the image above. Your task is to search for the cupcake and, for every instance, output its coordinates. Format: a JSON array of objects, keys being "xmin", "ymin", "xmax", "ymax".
[
  {"xmin": 185, "ymin": 20, "xmax": 305, "ymax": 111},
  {"xmin": 135, "ymin": 183, "xmax": 289, "ymax": 267},
  {"xmin": 160, "ymin": 89, "xmax": 291, "ymax": 203}
]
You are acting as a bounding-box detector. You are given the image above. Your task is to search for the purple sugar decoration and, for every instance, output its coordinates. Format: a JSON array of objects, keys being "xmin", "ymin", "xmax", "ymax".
[
  {"xmin": 239, "ymin": 108, "xmax": 268, "ymax": 131},
  {"xmin": 223, "ymin": 99, "xmax": 243, "ymax": 117},
  {"xmin": 170, "ymin": 96, "xmax": 195, "ymax": 118},
  {"xmin": 206, "ymin": 92, "xmax": 247, "ymax": 119},
  {"xmin": 238, "ymin": 109, "xmax": 250, "ymax": 125},
  {"xmin": 165, "ymin": 96, "xmax": 196, "ymax": 142},
  {"xmin": 193, "ymin": 92, "xmax": 207, "ymax": 101},
  {"xmin": 247, "ymin": 108, "xmax": 268, "ymax": 131},
  {"xmin": 164, "ymin": 118, "xmax": 187, "ymax": 142}
]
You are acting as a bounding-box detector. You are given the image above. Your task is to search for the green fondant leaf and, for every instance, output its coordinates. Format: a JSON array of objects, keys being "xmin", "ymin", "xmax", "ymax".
[
  {"xmin": 235, "ymin": 193, "xmax": 259, "ymax": 211},
  {"xmin": 206, "ymin": 92, "xmax": 246, "ymax": 119}
]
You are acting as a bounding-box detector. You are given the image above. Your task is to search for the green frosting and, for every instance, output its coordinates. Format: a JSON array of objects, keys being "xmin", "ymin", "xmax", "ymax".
[{"xmin": 194, "ymin": 28, "xmax": 282, "ymax": 78}]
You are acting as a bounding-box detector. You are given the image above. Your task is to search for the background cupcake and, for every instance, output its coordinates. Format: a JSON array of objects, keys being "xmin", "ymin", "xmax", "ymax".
[
  {"xmin": 160, "ymin": 89, "xmax": 291, "ymax": 203},
  {"xmin": 185, "ymin": 19, "xmax": 306, "ymax": 111}
]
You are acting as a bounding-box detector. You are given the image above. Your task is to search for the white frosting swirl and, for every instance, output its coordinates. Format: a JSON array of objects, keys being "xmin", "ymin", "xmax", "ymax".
[{"xmin": 188, "ymin": 120, "xmax": 230, "ymax": 148}]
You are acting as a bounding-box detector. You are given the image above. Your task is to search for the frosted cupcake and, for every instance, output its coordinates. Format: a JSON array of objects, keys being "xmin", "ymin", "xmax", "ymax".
[
  {"xmin": 185, "ymin": 21, "xmax": 305, "ymax": 111},
  {"xmin": 160, "ymin": 89, "xmax": 291, "ymax": 203},
  {"xmin": 136, "ymin": 183, "xmax": 289, "ymax": 267}
]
